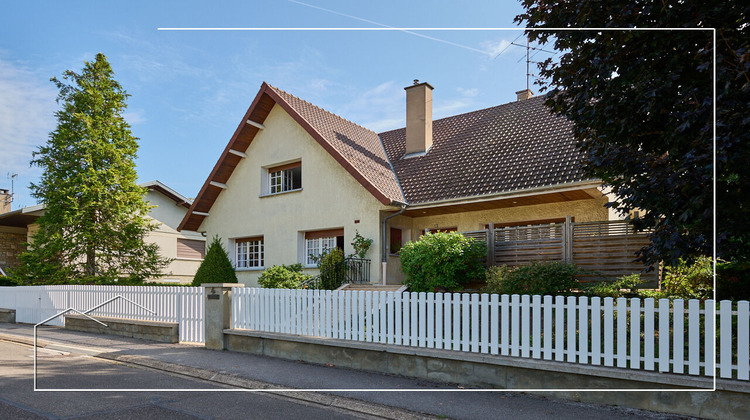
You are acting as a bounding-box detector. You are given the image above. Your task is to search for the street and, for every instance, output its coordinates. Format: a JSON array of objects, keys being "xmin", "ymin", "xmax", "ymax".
[{"xmin": 0, "ymin": 340, "xmax": 380, "ymax": 419}]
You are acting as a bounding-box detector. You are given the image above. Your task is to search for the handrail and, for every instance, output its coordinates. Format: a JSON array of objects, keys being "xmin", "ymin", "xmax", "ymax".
[{"xmin": 301, "ymin": 257, "xmax": 371, "ymax": 290}]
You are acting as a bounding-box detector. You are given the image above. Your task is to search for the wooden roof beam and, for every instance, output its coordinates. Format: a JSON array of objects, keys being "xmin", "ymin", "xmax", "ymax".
[{"xmin": 246, "ymin": 120, "xmax": 265, "ymax": 130}]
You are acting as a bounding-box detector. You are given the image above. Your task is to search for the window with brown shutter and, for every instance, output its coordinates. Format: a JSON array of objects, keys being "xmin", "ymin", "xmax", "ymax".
[{"xmin": 177, "ymin": 239, "xmax": 205, "ymax": 259}]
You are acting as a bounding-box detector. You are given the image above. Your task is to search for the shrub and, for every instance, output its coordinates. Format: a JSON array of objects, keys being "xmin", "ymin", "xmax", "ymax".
[
  {"xmin": 717, "ymin": 260, "xmax": 750, "ymax": 301},
  {"xmin": 350, "ymin": 230, "xmax": 373, "ymax": 259},
  {"xmin": 400, "ymin": 231, "xmax": 486, "ymax": 292},
  {"xmin": 661, "ymin": 256, "xmax": 713, "ymax": 300},
  {"xmin": 258, "ymin": 264, "xmax": 311, "ymax": 289},
  {"xmin": 483, "ymin": 261, "xmax": 580, "ymax": 296},
  {"xmin": 582, "ymin": 273, "xmax": 645, "ymax": 298},
  {"xmin": 192, "ymin": 236, "xmax": 237, "ymax": 286},
  {"xmin": 318, "ymin": 247, "xmax": 345, "ymax": 290}
]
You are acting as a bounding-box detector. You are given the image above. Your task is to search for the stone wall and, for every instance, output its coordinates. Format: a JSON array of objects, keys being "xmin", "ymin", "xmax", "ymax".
[{"xmin": 0, "ymin": 229, "xmax": 26, "ymax": 272}]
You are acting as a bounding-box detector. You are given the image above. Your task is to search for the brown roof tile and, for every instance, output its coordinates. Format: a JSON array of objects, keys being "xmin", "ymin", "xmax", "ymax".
[
  {"xmin": 267, "ymin": 85, "xmax": 406, "ymax": 204},
  {"xmin": 379, "ymin": 95, "xmax": 591, "ymax": 204}
]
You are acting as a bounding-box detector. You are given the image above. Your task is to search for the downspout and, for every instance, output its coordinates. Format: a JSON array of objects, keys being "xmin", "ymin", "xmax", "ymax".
[{"xmin": 381, "ymin": 202, "xmax": 407, "ymax": 285}]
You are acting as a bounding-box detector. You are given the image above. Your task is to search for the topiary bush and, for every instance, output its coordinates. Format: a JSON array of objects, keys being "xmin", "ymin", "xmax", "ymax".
[
  {"xmin": 483, "ymin": 261, "xmax": 580, "ymax": 296},
  {"xmin": 192, "ymin": 236, "xmax": 237, "ymax": 286},
  {"xmin": 258, "ymin": 264, "xmax": 311, "ymax": 289},
  {"xmin": 399, "ymin": 231, "xmax": 486, "ymax": 292}
]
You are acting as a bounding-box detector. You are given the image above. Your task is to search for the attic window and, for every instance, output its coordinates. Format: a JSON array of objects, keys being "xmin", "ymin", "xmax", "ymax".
[{"xmin": 268, "ymin": 162, "xmax": 301, "ymax": 194}]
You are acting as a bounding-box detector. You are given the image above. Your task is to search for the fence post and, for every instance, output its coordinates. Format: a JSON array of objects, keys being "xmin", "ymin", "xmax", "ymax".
[
  {"xmin": 486, "ymin": 223, "xmax": 494, "ymax": 266},
  {"xmin": 202, "ymin": 283, "xmax": 241, "ymax": 350},
  {"xmin": 563, "ymin": 216, "xmax": 573, "ymax": 264}
]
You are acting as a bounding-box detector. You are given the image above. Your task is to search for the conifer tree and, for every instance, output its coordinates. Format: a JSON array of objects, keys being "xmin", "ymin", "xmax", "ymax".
[
  {"xmin": 192, "ymin": 236, "xmax": 237, "ymax": 286},
  {"xmin": 15, "ymin": 53, "xmax": 169, "ymax": 284}
]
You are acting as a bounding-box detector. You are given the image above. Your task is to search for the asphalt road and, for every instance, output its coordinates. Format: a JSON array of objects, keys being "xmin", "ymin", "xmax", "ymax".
[{"xmin": 0, "ymin": 340, "xmax": 378, "ymax": 419}]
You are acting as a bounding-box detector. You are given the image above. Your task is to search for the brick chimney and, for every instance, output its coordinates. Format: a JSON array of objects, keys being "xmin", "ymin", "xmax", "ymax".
[
  {"xmin": 404, "ymin": 80, "xmax": 434, "ymax": 155},
  {"xmin": 515, "ymin": 88, "xmax": 533, "ymax": 101},
  {"xmin": 0, "ymin": 189, "xmax": 10, "ymax": 214}
]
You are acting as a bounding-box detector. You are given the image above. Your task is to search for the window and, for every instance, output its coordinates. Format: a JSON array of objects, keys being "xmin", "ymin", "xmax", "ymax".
[
  {"xmin": 304, "ymin": 228, "xmax": 344, "ymax": 265},
  {"xmin": 236, "ymin": 236, "xmax": 264, "ymax": 269},
  {"xmin": 268, "ymin": 162, "xmax": 301, "ymax": 194},
  {"xmin": 176, "ymin": 238, "xmax": 205, "ymax": 259},
  {"xmin": 389, "ymin": 227, "xmax": 402, "ymax": 254}
]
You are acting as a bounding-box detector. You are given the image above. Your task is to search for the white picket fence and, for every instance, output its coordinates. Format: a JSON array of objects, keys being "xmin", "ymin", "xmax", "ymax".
[
  {"xmin": 232, "ymin": 288, "xmax": 750, "ymax": 380},
  {"xmin": 0, "ymin": 285, "xmax": 205, "ymax": 343}
]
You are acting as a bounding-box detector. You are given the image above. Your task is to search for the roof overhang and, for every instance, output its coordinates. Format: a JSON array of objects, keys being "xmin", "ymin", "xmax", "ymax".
[
  {"xmin": 140, "ymin": 180, "xmax": 191, "ymax": 208},
  {"xmin": 0, "ymin": 208, "xmax": 41, "ymax": 228},
  {"xmin": 401, "ymin": 180, "xmax": 603, "ymax": 217}
]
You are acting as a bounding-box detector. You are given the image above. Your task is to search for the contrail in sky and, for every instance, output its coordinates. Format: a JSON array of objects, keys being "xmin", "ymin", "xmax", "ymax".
[{"xmin": 288, "ymin": 0, "xmax": 496, "ymax": 57}]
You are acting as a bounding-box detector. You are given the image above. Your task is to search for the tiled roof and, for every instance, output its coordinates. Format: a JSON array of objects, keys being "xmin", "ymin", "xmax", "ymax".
[
  {"xmin": 379, "ymin": 95, "xmax": 590, "ymax": 204},
  {"xmin": 267, "ymin": 85, "xmax": 406, "ymax": 204}
]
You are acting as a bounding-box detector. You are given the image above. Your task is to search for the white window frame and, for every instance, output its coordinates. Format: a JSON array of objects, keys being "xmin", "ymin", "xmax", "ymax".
[
  {"xmin": 236, "ymin": 237, "xmax": 264, "ymax": 270},
  {"xmin": 305, "ymin": 236, "xmax": 336, "ymax": 266},
  {"xmin": 269, "ymin": 166, "xmax": 301, "ymax": 194}
]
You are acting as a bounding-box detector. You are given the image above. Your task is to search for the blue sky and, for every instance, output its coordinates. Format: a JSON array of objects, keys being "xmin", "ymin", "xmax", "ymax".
[{"xmin": 0, "ymin": 0, "xmax": 542, "ymax": 209}]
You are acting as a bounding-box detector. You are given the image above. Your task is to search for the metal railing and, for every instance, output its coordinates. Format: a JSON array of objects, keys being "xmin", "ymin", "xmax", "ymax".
[{"xmin": 302, "ymin": 258, "xmax": 371, "ymax": 290}]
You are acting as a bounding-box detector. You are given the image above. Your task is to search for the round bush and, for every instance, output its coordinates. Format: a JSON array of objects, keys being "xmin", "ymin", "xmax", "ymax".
[
  {"xmin": 399, "ymin": 231, "xmax": 486, "ymax": 292},
  {"xmin": 258, "ymin": 264, "xmax": 311, "ymax": 289}
]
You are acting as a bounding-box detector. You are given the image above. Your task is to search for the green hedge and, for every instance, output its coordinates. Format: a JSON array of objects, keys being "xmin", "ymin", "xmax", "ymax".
[{"xmin": 399, "ymin": 231, "xmax": 486, "ymax": 292}]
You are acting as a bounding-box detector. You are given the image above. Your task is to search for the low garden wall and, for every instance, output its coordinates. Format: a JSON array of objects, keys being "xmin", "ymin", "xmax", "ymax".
[{"xmin": 65, "ymin": 314, "xmax": 178, "ymax": 343}]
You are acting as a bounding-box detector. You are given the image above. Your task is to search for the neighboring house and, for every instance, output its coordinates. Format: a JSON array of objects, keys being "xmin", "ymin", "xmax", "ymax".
[
  {"xmin": 178, "ymin": 82, "xmax": 619, "ymax": 287},
  {"xmin": 0, "ymin": 181, "xmax": 205, "ymax": 283}
]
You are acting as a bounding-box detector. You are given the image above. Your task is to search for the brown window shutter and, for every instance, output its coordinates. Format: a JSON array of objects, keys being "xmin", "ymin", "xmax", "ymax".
[
  {"xmin": 236, "ymin": 236, "xmax": 264, "ymax": 243},
  {"xmin": 305, "ymin": 228, "xmax": 344, "ymax": 240},
  {"xmin": 177, "ymin": 239, "xmax": 206, "ymax": 259},
  {"xmin": 267, "ymin": 161, "xmax": 301, "ymax": 173}
]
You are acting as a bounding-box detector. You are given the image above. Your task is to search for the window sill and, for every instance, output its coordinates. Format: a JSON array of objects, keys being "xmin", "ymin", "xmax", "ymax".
[
  {"xmin": 259, "ymin": 188, "xmax": 303, "ymax": 198},
  {"xmin": 235, "ymin": 267, "xmax": 265, "ymax": 272}
]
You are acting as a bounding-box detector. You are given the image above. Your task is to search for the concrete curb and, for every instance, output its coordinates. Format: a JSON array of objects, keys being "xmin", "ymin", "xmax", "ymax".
[
  {"xmin": 0, "ymin": 332, "xmax": 113, "ymax": 356},
  {"xmin": 97, "ymin": 353, "xmax": 438, "ymax": 420}
]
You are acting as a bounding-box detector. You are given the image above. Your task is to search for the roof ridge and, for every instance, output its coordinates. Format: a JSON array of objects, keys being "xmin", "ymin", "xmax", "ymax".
[
  {"xmin": 266, "ymin": 84, "xmax": 380, "ymax": 137},
  {"xmin": 377, "ymin": 93, "xmax": 548, "ymax": 135}
]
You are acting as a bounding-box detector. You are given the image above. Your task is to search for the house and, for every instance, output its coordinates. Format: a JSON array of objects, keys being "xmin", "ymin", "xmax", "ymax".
[
  {"xmin": 0, "ymin": 181, "xmax": 205, "ymax": 283},
  {"xmin": 178, "ymin": 81, "xmax": 623, "ymax": 287}
]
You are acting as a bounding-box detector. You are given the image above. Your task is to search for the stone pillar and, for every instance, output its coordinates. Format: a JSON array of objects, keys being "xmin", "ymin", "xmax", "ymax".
[{"xmin": 202, "ymin": 283, "xmax": 241, "ymax": 350}]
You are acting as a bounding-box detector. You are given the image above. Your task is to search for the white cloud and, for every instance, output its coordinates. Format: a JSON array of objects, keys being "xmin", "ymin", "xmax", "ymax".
[
  {"xmin": 123, "ymin": 109, "xmax": 146, "ymax": 126},
  {"xmin": 0, "ymin": 59, "xmax": 57, "ymax": 176},
  {"xmin": 0, "ymin": 58, "xmax": 58, "ymax": 208},
  {"xmin": 339, "ymin": 81, "xmax": 405, "ymax": 132},
  {"xmin": 481, "ymin": 39, "xmax": 512, "ymax": 58},
  {"xmin": 457, "ymin": 87, "xmax": 479, "ymax": 98}
]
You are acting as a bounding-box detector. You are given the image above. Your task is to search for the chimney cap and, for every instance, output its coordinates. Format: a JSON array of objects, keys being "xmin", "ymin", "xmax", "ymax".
[
  {"xmin": 405, "ymin": 81, "xmax": 434, "ymax": 91},
  {"xmin": 515, "ymin": 88, "xmax": 534, "ymax": 101}
]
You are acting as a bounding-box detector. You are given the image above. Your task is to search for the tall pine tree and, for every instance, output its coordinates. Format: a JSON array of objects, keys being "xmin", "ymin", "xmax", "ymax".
[{"xmin": 16, "ymin": 53, "xmax": 169, "ymax": 284}]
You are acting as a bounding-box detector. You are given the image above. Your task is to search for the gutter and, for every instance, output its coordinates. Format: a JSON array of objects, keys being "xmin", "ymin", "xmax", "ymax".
[{"xmin": 381, "ymin": 202, "xmax": 407, "ymax": 285}]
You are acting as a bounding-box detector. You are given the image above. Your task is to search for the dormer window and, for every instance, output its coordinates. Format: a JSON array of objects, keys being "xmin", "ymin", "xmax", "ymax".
[{"xmin": 264, "ymin": 161, "xmax": 302, "ymax": 195}]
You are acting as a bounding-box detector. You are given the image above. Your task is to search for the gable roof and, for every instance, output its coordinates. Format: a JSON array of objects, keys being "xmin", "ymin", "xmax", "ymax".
[
  {"xmin": 178, "ymin": 83, "xmax": 595, "ymax": 232},
  {"xmin": 178, "ymin": 82, "xmax": 405, "ymax": 232},
  {"xmin": 379, "ymin": 95, "xmax": 589, "ymax": 205}
]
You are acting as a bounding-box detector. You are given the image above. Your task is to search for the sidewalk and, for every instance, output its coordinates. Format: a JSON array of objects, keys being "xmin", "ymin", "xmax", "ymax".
[{"xmin": 0, "ymin": 323, "xmax": 684, "ymax": 420}]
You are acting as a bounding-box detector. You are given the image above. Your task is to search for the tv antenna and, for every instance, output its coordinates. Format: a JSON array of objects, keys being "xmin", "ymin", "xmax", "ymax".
[
  {"xmin": 494, "ymin": 33, "xmax": 557, "ymax": 91},
  {"xmin": 3, "ymin": 173, "xmax": 17, "ymax": 208}
]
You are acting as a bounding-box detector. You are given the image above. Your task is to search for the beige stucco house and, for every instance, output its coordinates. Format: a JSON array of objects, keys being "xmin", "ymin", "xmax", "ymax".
[
  {"xmin": 0, "ymin": 181, "xmax": 205, "ymax": 283},
  {"xmin": 178, "ymin": 82, "xmax": 620, "ymax": 287}
]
